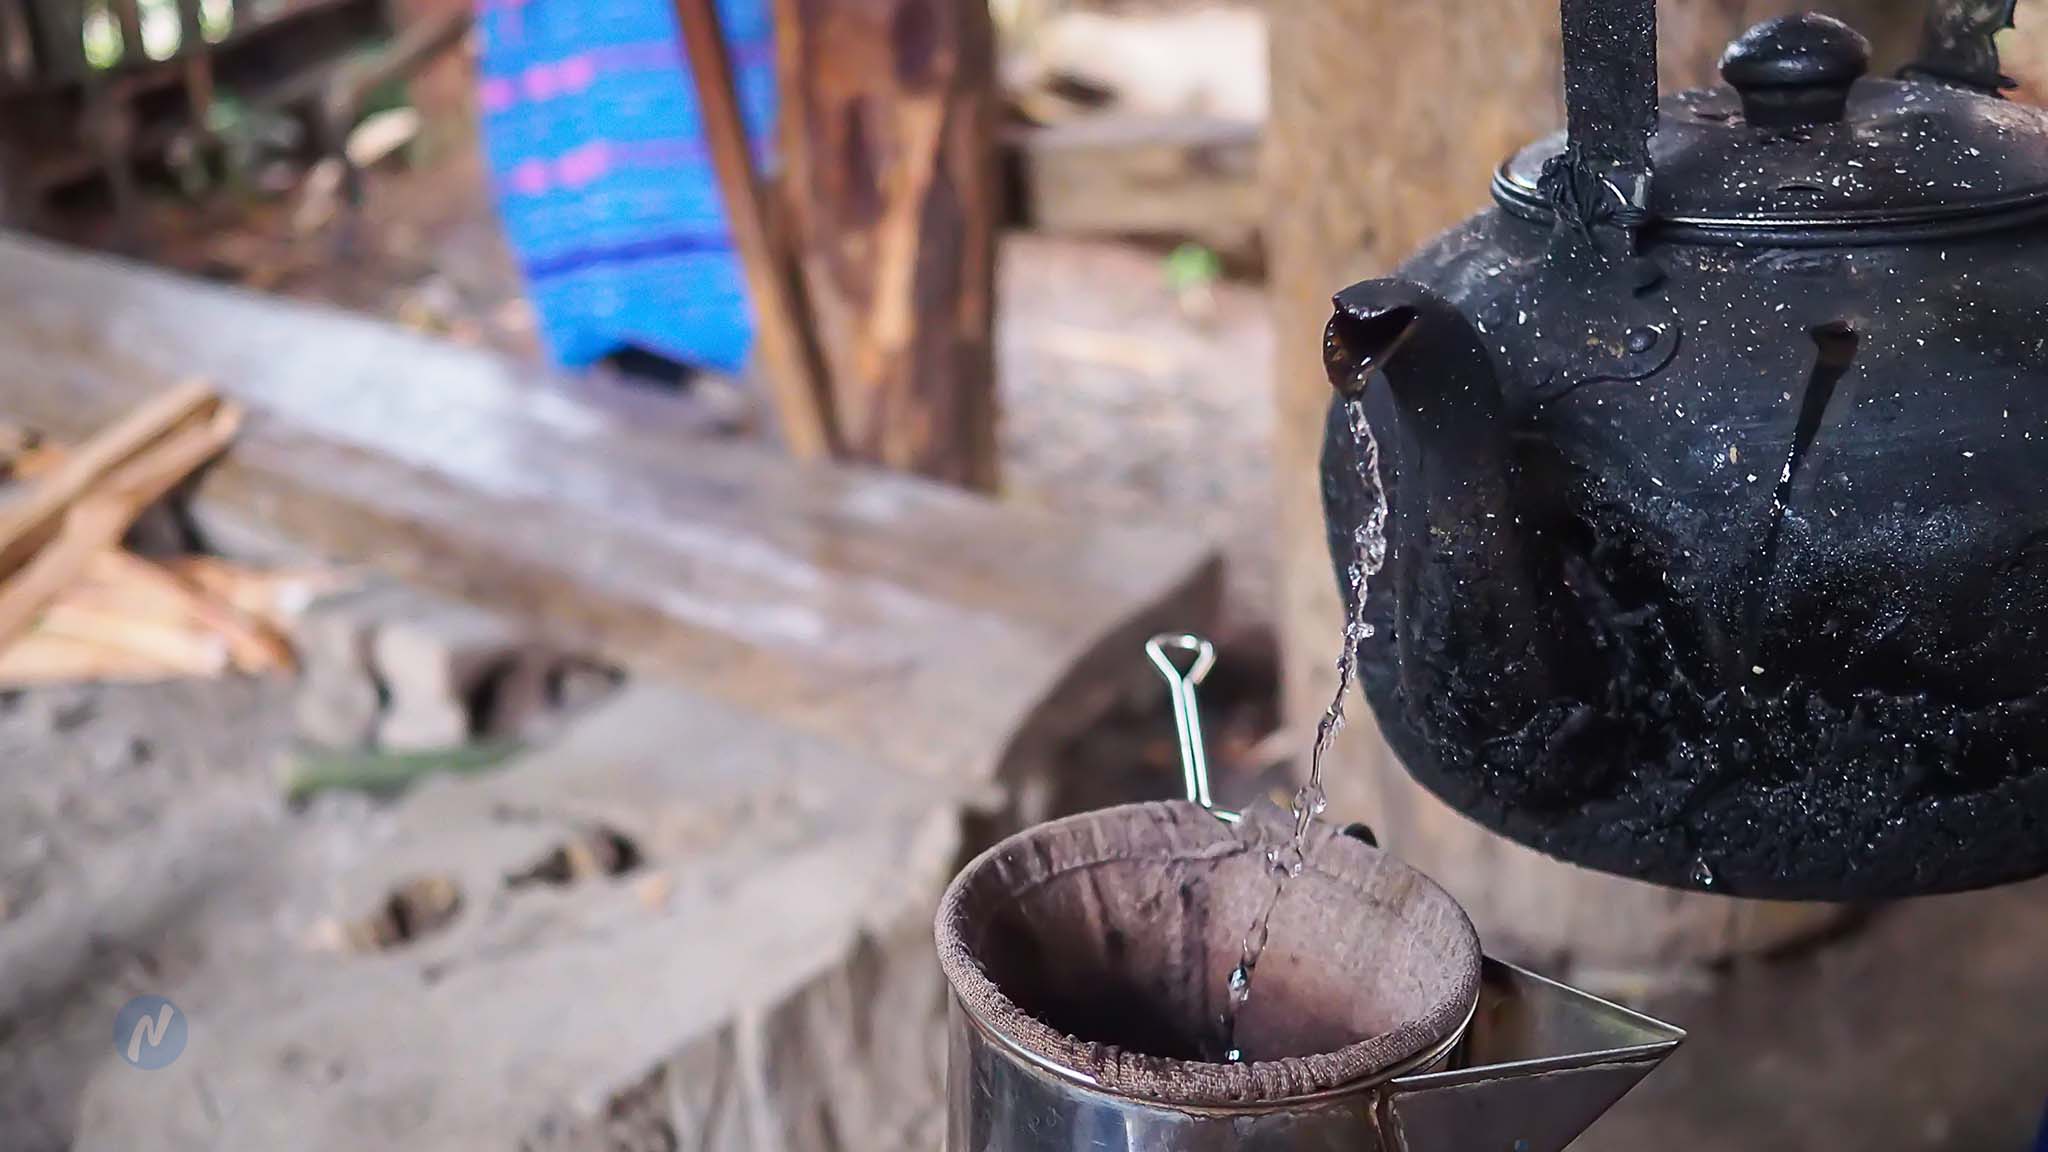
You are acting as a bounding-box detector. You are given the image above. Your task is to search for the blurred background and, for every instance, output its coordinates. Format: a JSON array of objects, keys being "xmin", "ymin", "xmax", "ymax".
[{"xmin": 0, "ymin": 0, "xmax": 2045, "ymax": 1149}]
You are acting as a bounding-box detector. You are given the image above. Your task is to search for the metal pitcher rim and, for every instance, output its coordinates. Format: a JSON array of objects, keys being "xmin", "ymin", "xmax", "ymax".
[{"xmin": 951, "ymin": 985, "xmax": 1477, "ymax": 1112}]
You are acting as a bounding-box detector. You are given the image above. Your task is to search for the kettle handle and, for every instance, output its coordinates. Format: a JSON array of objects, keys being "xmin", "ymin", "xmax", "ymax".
[
  {"xmin": 1556, "ymin": 0, "xmax": 2022, "ymax": 237},
  {"xmin": 1556, "ymin": 0, "xmax": 1658, "ymax": 235}
]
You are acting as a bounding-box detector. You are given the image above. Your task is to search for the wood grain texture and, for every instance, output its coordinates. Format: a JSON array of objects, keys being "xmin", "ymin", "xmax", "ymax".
[
  {"xmin": 672, "ymin": 0, "xmax": 842, "ymax": 462},
  {"xmin": 1267, "ymin": 0, "xmax": 1913, "ymax": 969},
  {"xmin": 771, "ymin": 0, "xmax": 1001, "ymax": 490}
]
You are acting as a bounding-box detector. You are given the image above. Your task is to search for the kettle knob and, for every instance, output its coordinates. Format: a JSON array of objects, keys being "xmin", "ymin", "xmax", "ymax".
[{"xmin": 1720, "ymin": 13, "xmax": 1870, "ymax": 128}]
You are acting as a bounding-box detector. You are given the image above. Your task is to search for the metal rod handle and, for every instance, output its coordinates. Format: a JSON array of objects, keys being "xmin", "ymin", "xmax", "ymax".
[{"xmin": 1144, "ymin": 633, "xmax": 1237, "ymax": 823}]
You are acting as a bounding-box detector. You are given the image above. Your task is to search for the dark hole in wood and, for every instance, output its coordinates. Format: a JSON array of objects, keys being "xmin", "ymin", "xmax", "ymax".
[
  {"xmin": 356, "ymin": 874, "xmax": 462, "ymax": 950},
  {"xmin": 506, "ymin": 825, "xmax": 644, "ymax": 888}
]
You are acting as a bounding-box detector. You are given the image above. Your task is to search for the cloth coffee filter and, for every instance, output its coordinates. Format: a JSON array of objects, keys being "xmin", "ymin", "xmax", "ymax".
[{"xmin": 936, "ymin": 800, "xmax": 1481, "ymax": 1105}]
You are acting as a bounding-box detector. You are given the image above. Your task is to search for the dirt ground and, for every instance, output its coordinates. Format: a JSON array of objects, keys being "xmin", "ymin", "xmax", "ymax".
[{"xmin": 0, "ymin": 679, "xmax": 298, "ymax": 1152}]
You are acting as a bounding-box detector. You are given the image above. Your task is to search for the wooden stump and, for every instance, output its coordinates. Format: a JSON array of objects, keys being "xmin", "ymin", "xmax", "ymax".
[
  {"xmin": 771, "ymin": 0, "xmax": 1002, "ymax": 491},
  {"xmin": 1268, "ymin": 0, "xmax": 1915, "ymax": 973}
]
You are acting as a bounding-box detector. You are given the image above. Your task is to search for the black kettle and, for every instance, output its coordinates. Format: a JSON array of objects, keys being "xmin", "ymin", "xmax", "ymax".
[{"xmin": 1322, "ymin": 0, "xmax": 2048, "ymax": 900}]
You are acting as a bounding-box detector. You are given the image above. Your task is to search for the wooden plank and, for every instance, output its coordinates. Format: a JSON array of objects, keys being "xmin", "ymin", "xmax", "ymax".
[
  {"xmin": 1012, "ymin": 115, "xmax": 1261, "ymax": 265},
  {"xmin": 0, "ymin": 236, "xmax": 1220, "ymax": 789},
  {"xmin": 771, "ymin": 0, "xmax": 1002, "ymax": 490},
  {"xmin": 669, "ymin": 0, "xmax": 841, "ymax": 464}
]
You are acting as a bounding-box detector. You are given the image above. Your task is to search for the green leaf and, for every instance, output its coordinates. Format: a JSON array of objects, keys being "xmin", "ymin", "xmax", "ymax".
[
  {"xmin": 1164, "ymin": 243, "xmax": 1222, "ymax": 292},
  {"xmin": 283, "ymin": 740, "xmax": 523, "ymax": 804}
]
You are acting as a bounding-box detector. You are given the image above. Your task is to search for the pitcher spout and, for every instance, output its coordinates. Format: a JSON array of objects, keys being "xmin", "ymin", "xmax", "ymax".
[{"xmin": 1386, "ymin": 960, "xmax": 1685, "ymax": 1152}]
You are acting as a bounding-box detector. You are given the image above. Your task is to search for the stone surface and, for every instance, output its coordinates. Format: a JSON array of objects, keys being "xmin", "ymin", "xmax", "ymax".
[
  {"xmin": 368, "ymin": 588, "xmax": 529, "ymax": 750},
  {"xmin": 292, "ymin": 582, "xmax": 410, "ymax": 748},
  {"xmin": 996, "ymin": 234, "xmax": 1274, "ymax": 629},
  {"xmin": 292, "ymin": 578, "xmax": 605, "ymax": 750},
  {"xmin": 70, "ymin": 680, "xmax": 983, "ymax": 1152}
]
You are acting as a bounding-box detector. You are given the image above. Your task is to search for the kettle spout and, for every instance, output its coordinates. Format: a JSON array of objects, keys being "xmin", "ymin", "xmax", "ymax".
[
  {"xmin": 1324, "ymin": 278, "xmax": 1519, "ymax": 539},
  {"xmin": 1325, "ymin": 279, "xmax": 1507, "ymax": 444},
  {"xmin": 1386, "ymin": 960, "xmax": 1685, "ymax": 1152},
  {"xmin": 1324, "ymin": 277, "xmax": 1561, "ymax": 674},
  {"xmin": 1324, "ymin": 290, "xmax": 1423, "ymax": 401}
]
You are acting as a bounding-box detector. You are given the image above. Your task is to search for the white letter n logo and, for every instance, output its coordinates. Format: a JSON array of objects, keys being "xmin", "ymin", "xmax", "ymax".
[{"xmin": 128, "ymin": 1003, "xmax": 176, "ymax": 1063}]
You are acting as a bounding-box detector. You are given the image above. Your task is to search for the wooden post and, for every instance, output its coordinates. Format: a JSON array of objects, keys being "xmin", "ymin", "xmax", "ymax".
[
  {"xmin": 672, "ymin": 0, "xmax": 842, "ymax": 463},
  {"xmin": 769, "ymin": 0, "xmax": 1002, "ymax": 491},
  {"xmin": 1267, "ymin": 0, "xmax": 1915, "ymax": 974}
]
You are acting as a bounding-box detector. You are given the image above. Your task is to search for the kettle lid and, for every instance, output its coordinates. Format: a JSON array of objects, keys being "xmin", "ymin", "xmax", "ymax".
[{"xmin": 1494, "ymin": 13, "xmax": 2048, "ymax": 245}]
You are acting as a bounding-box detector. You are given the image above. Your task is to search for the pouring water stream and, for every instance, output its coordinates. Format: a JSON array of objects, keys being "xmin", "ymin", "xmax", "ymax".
[{"xmin": 1155, "ymin": 394, "xmax": 1388, "ymax": 1063}]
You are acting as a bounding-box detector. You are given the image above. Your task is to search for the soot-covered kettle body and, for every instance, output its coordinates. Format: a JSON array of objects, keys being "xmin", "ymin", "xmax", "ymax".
[{"xmin": 1322, "ymin": 1, "xmax": 2048, "ymax": 899}]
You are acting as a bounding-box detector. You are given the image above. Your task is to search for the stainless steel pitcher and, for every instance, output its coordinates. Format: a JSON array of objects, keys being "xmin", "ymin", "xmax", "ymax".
[
  {"xmin": 932, "ymin": 640, "xmax": 1683, "ymax": 1151},
  {"xmin": 935, "ymin": 796, "xmax": 1682, "ymax": 1152}
]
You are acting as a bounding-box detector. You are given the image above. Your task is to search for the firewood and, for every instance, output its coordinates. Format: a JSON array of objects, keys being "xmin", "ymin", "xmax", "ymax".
[
  {"xmin": 82, "ymin": 550, "xmax": 296, "ymax": 674},
  {"xmin": 0, "ymin": 379, "xmax": 220, "ymax": 582},
  {"xmin": 0, "ymin": 630, "xmax": 185, "ymax": 687},
  {"xmin": 162, "ymin": 554, "xmax": 356, "ymax": 628},
  {"xmin": 0, "ymin": 403, "xmax": 240, "ymax": 653},
  {"xmin": 35, "ymin": 600, "xmax": 232, "ymax": 677}
]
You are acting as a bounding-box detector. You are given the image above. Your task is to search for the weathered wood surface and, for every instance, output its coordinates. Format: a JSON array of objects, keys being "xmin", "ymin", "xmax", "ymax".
[
  {"xmin": 770, "ymin": 0, "xmax": 1002, "ymax": 490},
  {"xmin": 0, "ymin": 234, "xmax": 1219, "ymax": 792},
  {"xmin": 1267, "ymin": 0, "xmax": 1914, "ymax": 970},
  {"xmin": 1012, "ymin": 115, "xmax": 1261, "ymax": 265}
]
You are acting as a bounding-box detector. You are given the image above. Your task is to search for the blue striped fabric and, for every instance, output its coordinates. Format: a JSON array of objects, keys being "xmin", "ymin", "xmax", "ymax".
[{"xmin": 473, "ymin": 0, "xmax": 775, "ymax": 372}]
